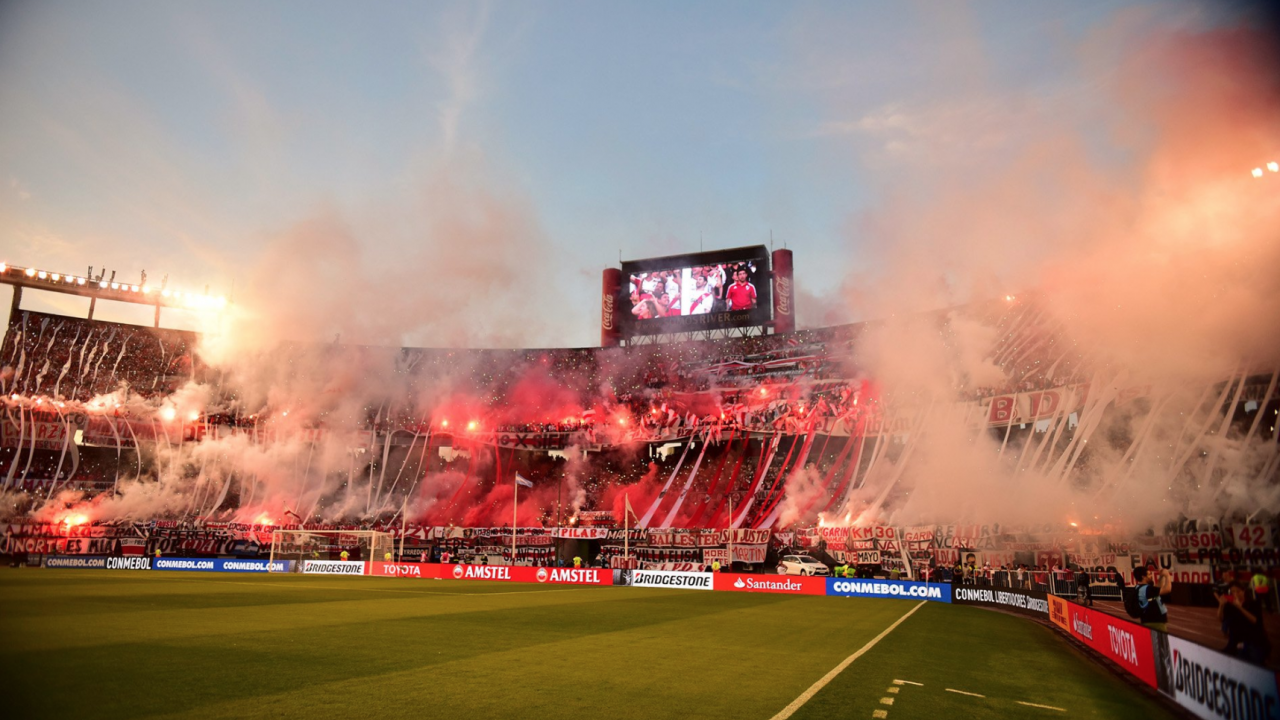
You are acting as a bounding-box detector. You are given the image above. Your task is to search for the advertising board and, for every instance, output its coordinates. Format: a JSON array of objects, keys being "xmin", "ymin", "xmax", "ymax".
[
  {"xmin": 442, "ymin": 564, "xmax": 613, "ymax": 586},
  {"xmin": 623, "ymin": 569, "xmax": 714, "ymax": 590},
  {"xmin": 951, "ymin": 586, "xmax": 1049, "ymax": 617},
  {"xmin": 43, "ymin": 555, "xmax": 107, "ymax": 569},
  {"xmin": 827, "ymin": 578, "xmax": 952, "ymax": 603},
  {"xmin": 714, "ymin": 572, "xmax": 826, "ymax": 595},
  {"xmin": 152, "ymin": 558, "xmax": 294, "ymax": 573},
  {"xmin": 303, "ymin": 560, "xmax": 367, "ymax": 575},
  {"xmin": 105, "ymin": 556, "xmax": 151, "ymax": 570},
  {"xmin": 1158, "ymin": 634, "xmax": 1280, "ymax": 720}
]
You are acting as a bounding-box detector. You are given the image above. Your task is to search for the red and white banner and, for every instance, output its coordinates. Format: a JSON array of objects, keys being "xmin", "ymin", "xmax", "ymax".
[
  {"xmin": 550, "ymin": 528, "xmax": 610, "ymax": 540},
  {"xmin": 0, "ymin": 414, "xmax": 78, "ymax": 450}
]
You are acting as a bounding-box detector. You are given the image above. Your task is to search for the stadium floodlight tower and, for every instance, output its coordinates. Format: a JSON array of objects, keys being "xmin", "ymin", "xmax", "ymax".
[
  {"xmin": 269, "ymin": 529, "xmax": 395, "ymax": 571},
  {"xmin": 602, "ymin": 245, "xmax": 795, "ymax": 347},
  {"xmin": 0, "ymin": 261, "xmax": 228, "ymax": 329}
]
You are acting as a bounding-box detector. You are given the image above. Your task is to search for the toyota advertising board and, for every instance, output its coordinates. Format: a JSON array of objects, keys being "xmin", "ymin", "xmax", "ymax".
[
  {"xmin": 1061, "ymin": 602, "xmax": 1158, "ymax": 688},
  {"xmin": 827, "ymin": 578, "xmax": 952, "ymax": 603},
  {"xmin": 369, "ymin": 562, "xmax": 441, "ymax": 579},
  {"xmin": 714, "ymin": 572, "xmax": 826, "ymax": 595}
]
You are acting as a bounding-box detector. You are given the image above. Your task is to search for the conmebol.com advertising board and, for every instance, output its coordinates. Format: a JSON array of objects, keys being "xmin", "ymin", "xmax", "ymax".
[
  {"xmin": 152, "ymin": 558, "xmax": 294, "ymax": 573},
  {"xmin": 826, "ymin": 578, "xmax": 952, "ymax": 603},
  {"xmin": 43, "ymin": 555, "xmax": 107, "ymax": 569}
]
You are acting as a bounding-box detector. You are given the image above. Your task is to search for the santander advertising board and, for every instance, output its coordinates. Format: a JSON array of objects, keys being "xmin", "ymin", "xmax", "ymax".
[{"xmin": 713, "ymin": 572, "xmax": 826, "ymax": 595}]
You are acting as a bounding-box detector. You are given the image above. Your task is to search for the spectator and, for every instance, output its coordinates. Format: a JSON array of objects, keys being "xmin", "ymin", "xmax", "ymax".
[
  {"xmin": 1134, "ymin": 566, "xmax": 1172, "ymax": 632},
  {"xmin": 1252, "ymin": 570, "xmax": 1274, "ymax": 612},
  {"xmin": 1219, "ymin": 582, "xmax": 1271, "ymax": 665}
]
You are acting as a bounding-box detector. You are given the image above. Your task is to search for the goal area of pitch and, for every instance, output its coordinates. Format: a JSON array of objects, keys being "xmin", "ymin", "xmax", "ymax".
[{"xmin": 267, "ymin": 530, "xmax": 395, "ymax": 570}]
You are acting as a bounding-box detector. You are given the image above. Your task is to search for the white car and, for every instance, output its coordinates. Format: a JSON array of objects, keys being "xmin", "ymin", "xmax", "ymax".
[{"xmin": 776, "ymin": 555, "xmax": 830, "ymax": 576}]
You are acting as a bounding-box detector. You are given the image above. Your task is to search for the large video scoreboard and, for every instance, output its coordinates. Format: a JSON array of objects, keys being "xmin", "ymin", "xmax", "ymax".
[{"xmin": 617, "ymin": 245, "xmax": 772, "ymax": 338}]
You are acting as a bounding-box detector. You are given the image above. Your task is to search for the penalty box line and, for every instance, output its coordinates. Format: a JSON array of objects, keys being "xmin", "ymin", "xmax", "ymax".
[{"xmin": 769, "ymin": 600, "xmax": 927, "ymax": 720}]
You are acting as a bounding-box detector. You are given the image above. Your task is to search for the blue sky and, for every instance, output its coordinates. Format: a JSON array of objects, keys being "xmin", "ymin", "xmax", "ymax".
[{"xmin": 0, "ymin": 0, "xmax": 1251, "ymax": 346}]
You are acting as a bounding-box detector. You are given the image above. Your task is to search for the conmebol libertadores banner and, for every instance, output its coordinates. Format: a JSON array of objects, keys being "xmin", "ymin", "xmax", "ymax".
[{"xmin": 951, "ymin": 586, "xmax": 1047, "ymax": 616}]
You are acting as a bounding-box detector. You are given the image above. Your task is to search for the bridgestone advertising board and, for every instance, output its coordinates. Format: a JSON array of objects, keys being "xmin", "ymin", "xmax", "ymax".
[
  {"xmin": 43, "ymin": 555, "xmax": 108, "ymax": 569},
  {"xmin": 951, "ymin": 586, "xmax": 1048, "ymax": 616},
  {"xmin": 1159, "ymin": 634, "xmax": 1280, "ymax": 720},
  {"xmin": 625, "ymin": 569, "xmax": 714, "ymax": 590},
  {"xmin": 303, "ymin": 560, "xmax": 367, "ymax": 575}
]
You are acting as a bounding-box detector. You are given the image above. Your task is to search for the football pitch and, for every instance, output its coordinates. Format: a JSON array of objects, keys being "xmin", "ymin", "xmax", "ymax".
[{"xmin": 0, "ymin": 570, "xmax": 1176, "ymax": 719}]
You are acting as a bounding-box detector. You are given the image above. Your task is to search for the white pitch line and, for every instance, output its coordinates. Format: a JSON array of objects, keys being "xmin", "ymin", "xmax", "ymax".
[
  {"xmin": 1016, "ymin": 701, "xmax": 1066, "ymax": 712},
  {"xmin": 887, "ymin": 687, "xmax": 899, "ymax": 694},
  {"xmin": 145, "ymin": 575, "xmax": 593, "ymax": 597},
  {"xmin": 768, "ymin": 601, "xmax": 927, "ymax": 720},
  {"xmin": 893, "ymin": 679, "xmax": 923, "ymax": 686},
  {"xmin": 872, "ymin": 711, "xmax": 888, "ymax": 719},
  {"xmin": 945, "ymin": 688, "xmax": 985, "ymax": 698},
  {"xmin": 879, "ymin": 697, "xmax": 895, "ymax": 705}
]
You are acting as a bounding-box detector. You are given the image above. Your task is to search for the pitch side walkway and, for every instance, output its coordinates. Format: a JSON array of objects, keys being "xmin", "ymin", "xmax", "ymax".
[{"xmin": 1090, "ymin": 599, "xmax": 1280, "ymax": 670}]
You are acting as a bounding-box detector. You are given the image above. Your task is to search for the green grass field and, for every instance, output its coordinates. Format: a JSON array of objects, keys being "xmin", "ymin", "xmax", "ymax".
[{"xmin": 0, "ymin": 569, "xmax": 1176, "ymax": 719}]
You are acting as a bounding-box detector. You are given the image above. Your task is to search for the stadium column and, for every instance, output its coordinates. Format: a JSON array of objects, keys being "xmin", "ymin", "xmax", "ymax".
[
  {"xmin": 772, "ymin": 249, "xmax": 795, "ymax": 334},
  {"xmin": 601, "ymin": 268, "xmax": 622, "ymax": 348}
]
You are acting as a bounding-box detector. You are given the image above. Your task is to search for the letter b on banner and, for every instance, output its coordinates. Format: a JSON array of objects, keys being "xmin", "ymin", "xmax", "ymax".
[{"xmin": 989, "ymin": 396, "xmax": 1015, "ymax": 424}]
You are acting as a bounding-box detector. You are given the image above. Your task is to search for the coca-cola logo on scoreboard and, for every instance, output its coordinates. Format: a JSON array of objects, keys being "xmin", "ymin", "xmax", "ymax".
[
  {"xmin": 602, "ymin": 294, "xmax": 615, "ymax": 330},
  {"xmin": 775, "ymin": 275, "xmax": 792, "ymax": 316}
]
